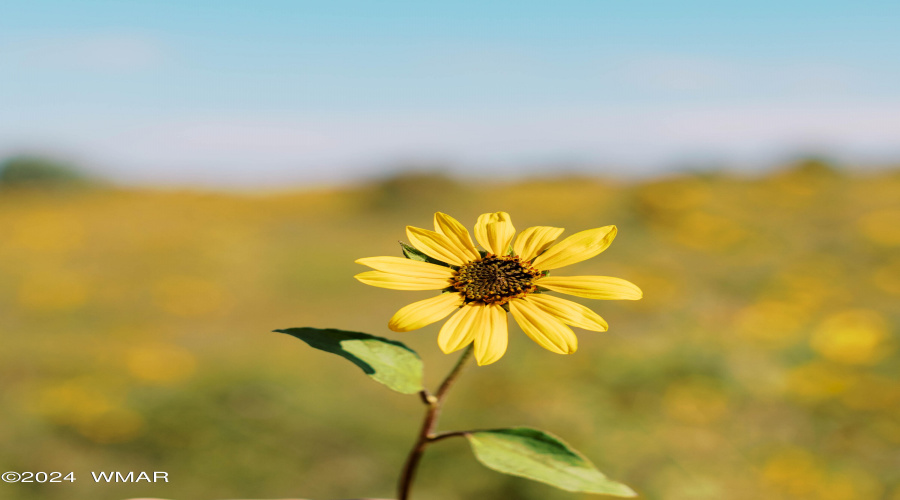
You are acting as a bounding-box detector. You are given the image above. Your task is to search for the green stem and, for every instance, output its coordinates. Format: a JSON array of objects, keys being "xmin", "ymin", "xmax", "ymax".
[{"xmin": 396, "ymin": 344, "xmax": 474, "ymax": 500}]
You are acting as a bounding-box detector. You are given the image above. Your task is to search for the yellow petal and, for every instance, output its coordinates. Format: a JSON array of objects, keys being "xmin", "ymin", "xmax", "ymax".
[
  {"xmin": 513, "ymin": 226, "xmax": 565, "ymax": 262},
  {"xmin": 389, "ymin": 293, "xmax": 464, "ymax": 332},
  {"xmin": 354, "ymin": 271, "xmax": 451, "ymax": 290},
  {"xmin": 509, "ymin": 298, "xmax": 578, "ymax": 354},
  {"xmin": 473, "ymin": 303, "xmax": 509, "ymax": 366},
  {"xmin": 474, "ymin": 212, "xmax": 516, "ymax": 256},
  {"xmin": 537, "ymin": 276, "xmax": 643, "ymax": 300},
  {"xmin": 434, "ymin": 212, "xmax": 480, "ymax": 261},
  {"xmin": 356, "ymin": 256, "xmax": 455, "ymax": 279},
  {"xmin": 438, "ymin": 303, "xmax": 481, "ymax": 353},
  {"xmin": 406, "ymin": 226, "xmax": 469, "ymax": 266},
  {"xmin": 531, "ymin": 225, "xmax": 617, "ymax": 271},
  {"xmin": 523, "ymin": 295, "xmax": 608, "ymax": 332}
]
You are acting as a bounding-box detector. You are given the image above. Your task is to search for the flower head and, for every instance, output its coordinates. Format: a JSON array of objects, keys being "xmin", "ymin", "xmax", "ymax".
[{"xmin": 355, "ymin": 212, "xmax": 642, "ymax": 366}]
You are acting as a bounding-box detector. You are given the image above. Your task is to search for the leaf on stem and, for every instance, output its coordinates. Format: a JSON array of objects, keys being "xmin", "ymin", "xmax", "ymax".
[
  {"xmin": 276, "ymin": 327, "xmax": 424, "ymax": 394},
  {"xmin": 466, "ymin": 427, "xmax": 636, "ymax": 497},
  {"xmin": 400, "ymin": 241, "xmax": 451, "ymax": 267}
]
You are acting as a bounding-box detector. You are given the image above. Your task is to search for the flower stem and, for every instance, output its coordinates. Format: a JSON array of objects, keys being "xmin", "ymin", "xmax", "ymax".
[{"xmin": 396, "ymin": 344, "xmax": 474, "ymax": 500}]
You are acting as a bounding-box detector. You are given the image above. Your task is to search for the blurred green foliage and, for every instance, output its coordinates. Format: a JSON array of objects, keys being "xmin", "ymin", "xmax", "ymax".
[
  {"xmin": 1, "ymin": 164, "xmax": 899, "ymax": 500},
  {"xmin": 0, "ymin": 156, "xmax": 93, "ymax": 188}
]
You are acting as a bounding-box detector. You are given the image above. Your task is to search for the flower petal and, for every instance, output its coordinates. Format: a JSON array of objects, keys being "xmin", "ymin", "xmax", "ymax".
[
  {"xmin": 474, "ymin": 212, "xmax": 516, "ymax": 256},
  {"xmin": 355, "ymin": 271, "xmax": 451, "ymax": 290},
  {"xmin": 438, "ymin": 303, "xmax": 481, "ymax": 353},
  {"xmin": 509, "ymin": 298, "xmax": 578, "ymax": 354},
  {"xmin": 473, "ymin": 303, "xmax": 509, "ymax": 366},
  {"xmin": 513, "ymin": 226, "xmax": 565, "ymax": 262},
  {"xmin": 406, "ymin": 226, "xmax": 469, "ymax": 266},
  {"xmin": 356, "ymin": 256, "xmax": 455, "ymax": 279},
  {"xmin": 389, "ymin": 292, "xmax": 464, "ymax": 332},
  {"xmin": 537, "ymin": 276, "xmax": 643, "ymax": 300},
  {"xmin": 531, "ymin": 225, "xmax": 617, "ymax": 271},
  {"xmin": 523, "ymin": 294, "xmax": 608, "ymax": 332},
  {"xmin": 434, "ymin": 212, "xmax": 480, "ymax": 261}
]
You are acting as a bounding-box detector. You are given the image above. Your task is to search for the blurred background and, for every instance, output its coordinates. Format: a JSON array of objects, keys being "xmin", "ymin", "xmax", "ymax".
[{"xmin": 1, "ymin": 2, "xmax": 899, "ymax": 500}]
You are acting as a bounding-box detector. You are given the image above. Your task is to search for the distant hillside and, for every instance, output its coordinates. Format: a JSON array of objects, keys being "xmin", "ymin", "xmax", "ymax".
[{"xmin": 0, "ymin": 155, "xmax": 96, "ymax": 188}]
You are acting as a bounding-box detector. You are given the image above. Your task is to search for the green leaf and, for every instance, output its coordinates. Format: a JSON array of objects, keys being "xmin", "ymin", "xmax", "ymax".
[
  {"xmin": 466, "ymin": 427, "xmax": 636, "ymax": 497},
  {"xmin": 400, "ymin": 241, "xmax": 450, "ymax": 267},
  {"xmin": 275, "ymin": 327, "xmax": 424, "ymax": 394}
]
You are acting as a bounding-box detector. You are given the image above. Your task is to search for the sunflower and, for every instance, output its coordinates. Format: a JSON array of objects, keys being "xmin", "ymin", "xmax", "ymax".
[{"xmin": 355, "ymin": 212, "xmax": 642, "ymax": 366}]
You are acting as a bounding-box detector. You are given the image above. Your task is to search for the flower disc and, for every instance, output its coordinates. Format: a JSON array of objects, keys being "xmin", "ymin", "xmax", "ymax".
[{"xmin": 452, "ymin": 255, "xmax": 540, "ymax": 305}]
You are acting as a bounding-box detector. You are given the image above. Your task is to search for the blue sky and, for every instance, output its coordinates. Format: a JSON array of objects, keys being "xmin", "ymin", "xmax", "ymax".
[{"xmin": 2, "ymin": 1, "xmax": 899, "ymax": 185}]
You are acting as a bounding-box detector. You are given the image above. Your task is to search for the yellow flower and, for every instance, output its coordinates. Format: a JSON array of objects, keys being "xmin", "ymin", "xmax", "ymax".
[{"xmin": 355, "ymin": 212, "xmax": 642, "ymax": 366}]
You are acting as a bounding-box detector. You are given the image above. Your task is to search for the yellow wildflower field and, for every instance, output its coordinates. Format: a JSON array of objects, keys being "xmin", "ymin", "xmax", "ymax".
[{"xmin": 1, "ymin": 163, "xmax": 898, "ymax": 500}]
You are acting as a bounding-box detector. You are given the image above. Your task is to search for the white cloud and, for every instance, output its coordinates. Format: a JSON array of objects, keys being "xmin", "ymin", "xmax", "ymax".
[{"xmin": 3, "ymin": 102, "xmax": 899, "ymax": 186}]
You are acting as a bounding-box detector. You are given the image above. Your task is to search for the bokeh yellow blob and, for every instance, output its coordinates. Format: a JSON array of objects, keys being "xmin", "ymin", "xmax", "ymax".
[
  {"xmin": 764, "ymin": 257, "xmax": 848, "ymax": 310},
  {"xmin": 637, "ymin": 177, "xmax": 710, "ymax": 212},
  {"xmin": 809, "ymin": 310, "xmax": 890, "ymax": 365},
  {"xmin": 663, "ymin": 380, "xmax": 729, "ymax": 425},
  {"xmin": 153, "ymin": 275, "xmax": 225, "ymax": 317},
  {"xmin": 817, "ymin": 467, "xmax": 884, "ymax": 500},
  {"xmin": 34, "ymin": 380, "xmax": 116, "ymax": 425},
  {"xmin": 761, "ymin": 448, "xmax": 823, "ymax": 497},
  {"xmin": 841, "ymin": 374, "xmax": 900, "ymax": 411},
  {"xmin": 733, "ymin": 300, "xmax": 808, "ymax": 347},
  {"xmin": 872, "ymin": 259, "xmax": 900, "ymax": 295},
  {"xmin": 30, "ymin": 378, "xmax": 144, "ymax": 443},
  {"xmin": 872, "ymin": 418, "xmax": 900, "ymax": 445},
  {"xmin": 75, "ymin": 407, "xmax": 145, "ymax": 444},
  {"xmin": 857, "ymin": 209, "xmax": 900, "ymax": 246},
  {"xmin": 671, "ymin": 211, "xmax": 748, "ymax": 251},
  {"xmin": 628, "ymin": 270, "xmax": 681, "ymax": 308},
  {"xmin": 127, "ymin": 343, "xmax": 197, "ymax": 385},
  {"xmin": 8, "ymin": 211, "xmax": 84, "ymax": 253},
  {"xmin": 17, "ymin": 271, "xmax": 88, "ymax": 312},
  {"xmin": 786, "ymin": 362, "xmax": 854, "ymax": 402}
]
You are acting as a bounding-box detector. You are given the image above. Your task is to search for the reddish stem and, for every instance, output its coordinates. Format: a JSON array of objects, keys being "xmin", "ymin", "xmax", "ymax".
[{"xmin": 396, "ymin": 345, "xmax": 474, "ymax": 500}]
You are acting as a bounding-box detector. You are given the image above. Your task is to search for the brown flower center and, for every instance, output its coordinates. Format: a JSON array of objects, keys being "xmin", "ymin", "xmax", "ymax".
[{"xmin": 451, "ymin": 255, "xmax": 541, "ymax": 305}]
